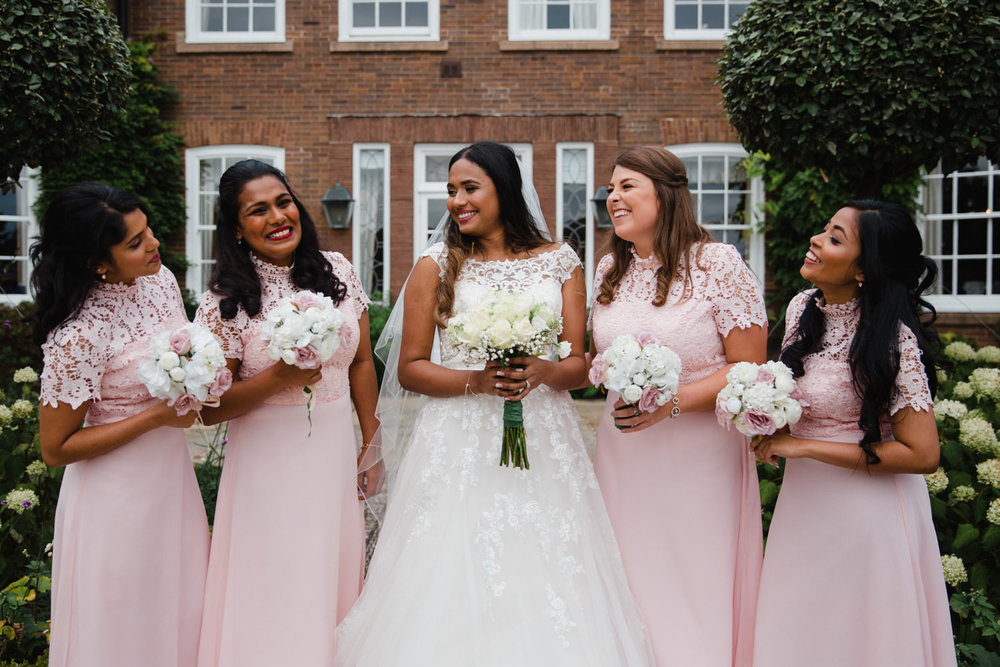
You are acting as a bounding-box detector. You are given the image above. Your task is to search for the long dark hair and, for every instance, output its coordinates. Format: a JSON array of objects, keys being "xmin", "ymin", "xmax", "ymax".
[
  {"xmin": 780, "ymin": 200, "xmax": 941, "ymax": 464},
  {"xmin": 434, "ymin": 141, "xmax": 550, "ymax": 326},
  {"xmin": 30, "ymin": 182, "xmax": 149, "ymax": 345},
  {"xmin": 208, "ymin": 159, "xmax": 346, "ymax": 319},
  {"xmin": 595, "ymin": 146, "xmax": 713, "ymax": 307}
]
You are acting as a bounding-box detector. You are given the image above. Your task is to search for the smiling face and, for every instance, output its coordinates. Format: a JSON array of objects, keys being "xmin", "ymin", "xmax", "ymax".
[
  {"xmin": 235, "ymin": 174, "xmax": 302, "ymax": 267},
  {"xmin": 607, "ymin": 165, "xmax": 660, "ymax": 256},
  {"xmin": 801, "ymin": 206, "xmax": 865, "ymax": 303},
  {"xmin": 97, "ymin": 208, "xmax": 161, "ymax": 284},
  {"xmin": 446, "ymin": 158, "xmax": 503, "ymax": 241}
]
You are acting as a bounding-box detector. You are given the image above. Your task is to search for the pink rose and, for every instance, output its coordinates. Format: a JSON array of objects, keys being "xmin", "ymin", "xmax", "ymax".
[
  {"xmin": 638, "ymin": 385, "xmax": 660, "ymax": 413},
  {"xmin": 293, "ymin": 292, "xmax": 324, "ymax": 311},
  {"xmin": 715, "ymin": 396, "xmax": 733, "ymax": 428},
  {"xmin": 636, "ymin": 331, "xmax": 658, "ymax": 347},
  {"xmin": 743, "ymin": 409, "xmax": 777, "ymax": 436},
  {"xmin": 589, "ymin": 355, "xmax": 609, "ymax": 386},
  {"xmin": 756, "ymin": 367, "xmax": 774, "ymax": 384},
  {"xmin": 294, "ymin": 345, "xmax": 321, "ymax": 369},
  {"xmin": 170, "ymin": 393, "xmax": 201, "ymax": 416},
  {"xmin": 210, "ymin": 367, "xmax": 233, "ymax": 396},
  {"xmin": 169, "ymin": 329, "xmax": 193, "ymax": 356},
  {"xmin": 789, "ymin": 386, "xmax": 809, "ymax": 406}
]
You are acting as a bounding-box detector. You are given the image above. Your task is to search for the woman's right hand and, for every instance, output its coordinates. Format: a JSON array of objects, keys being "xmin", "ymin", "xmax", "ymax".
[
  {"xmin": 269, "ymin": 361, "xmax": 323, "ymax": 389},
  {"xmin": 150, "ymin": 400, "xmax": 200, "ymax": 429}
]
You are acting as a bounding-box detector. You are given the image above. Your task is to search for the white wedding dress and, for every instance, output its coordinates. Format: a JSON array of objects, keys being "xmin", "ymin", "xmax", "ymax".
[{"xmin": 335, "ymin": 243, "xmax": 653, "ymax": 666}]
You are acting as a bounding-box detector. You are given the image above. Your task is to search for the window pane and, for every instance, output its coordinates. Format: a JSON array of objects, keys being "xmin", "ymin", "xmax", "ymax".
[
  {"xmin": 426, "ymin": 155, "xmax": 451, "ymax": 182},
  {"xmin": 701, "ymin": 193, "xmax": 725, "ymax": 225},
  {"xmin": 0, "ymin": 190, "xmax": 15, "ymax": 217},
  {"xmin": 227, "ymin": 6, "xmax": 250, "ymax": 31},
  {"xmin": 727, "ymin": 193, "xmax": 746, "ymax": 226},
  {"xmin": 547, "ymin": 4, "xmax": 570, "ymax": 29},
  {"xmin": 702, "ymin": 3, "xmax": 725, "ymax": 30},
  {"xmin": 405, "ymin": 1, "xmax": 428, "ymax": 27},
  {"xmin": 252, "ymin": 6, "xmax": 275, "ymax": 31},
  {"xmin": 675, "ymin": 4, "xmax": 698, "ymax": 29},
  {"xmin": 427, "ymin": 198, "xmax": 447, "ymax": 235},
  {"xmin": 701, "ymin": 157, "xmax": 725, "ymax": 189},
  {"xmin": 203, "ymin": 6, "xmax": 224, "ymax": 30},
  {"xmin": 957, "ymin": 259, "xmax": 986, "ymax": 294},
  {"xmin": 354, "ymin": 2, "xmax": 376, "ymax": 27},
  {"xmin": 380, "ymin": 2, "xmax": 402, "ymax": 27},
  {"xmin": 730, "ymin": 2, "xmax": 750, "ymax": 25},
  {"xmin": 200, "ymin": 229, "xmax": 215, "ymax": 264},
  {"xmin": 957, "ymin": 174, "xmax": 988, "ymax": 212},
  {"xmin": 728, "ymin": 157, "xmax": 747, "ymax": 189}
]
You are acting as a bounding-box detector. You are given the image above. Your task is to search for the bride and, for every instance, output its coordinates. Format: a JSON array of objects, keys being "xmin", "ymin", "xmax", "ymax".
[{"xmin": 335, "ymin": 142, "xmax": 652, "ymax": 666}]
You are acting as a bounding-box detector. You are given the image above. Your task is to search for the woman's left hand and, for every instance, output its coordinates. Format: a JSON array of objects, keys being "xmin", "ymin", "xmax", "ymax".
[
  {"xmin": 357, "ymin": 459, "xmax": 385, "ymax": 499},
  {"xmin": 752, "ymin": 431, "xmax": 802, "ymax": 466},
  {"xmin": 611, "ymin": 397, "xmax": 672, "ymax": 433},
  {"xmin": 499, "ymin": 356, "xmax": 556, "ymax": 402}
]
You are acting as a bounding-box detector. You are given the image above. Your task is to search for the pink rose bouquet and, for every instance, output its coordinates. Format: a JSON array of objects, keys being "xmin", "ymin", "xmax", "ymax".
[
  {"xmin": 138, "ymin": 323, "xmax": 231, "ymax": 416},
  {"xmin": 589, "ymin": 332, "xmax": 682, "ymax": 424},
  {"xmin": 715, "ymin": 361, "xmax": 806, "ymax": 437}
]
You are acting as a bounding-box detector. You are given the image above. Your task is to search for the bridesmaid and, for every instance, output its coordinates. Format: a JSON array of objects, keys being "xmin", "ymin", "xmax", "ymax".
[
  {"xmin": 194, "ymin": 160, "xmax": 380, "ymax": 666},
  {"xmin": 752, "ymin": 201, "xmax": 955, "ymax": 666},
  {"xmin": 34, "ymin": 182, "xmax": 209, "ymax": 667},
  {"xmin": 589, "ymin": 146, "xmax": 768, "ymax": 666}
]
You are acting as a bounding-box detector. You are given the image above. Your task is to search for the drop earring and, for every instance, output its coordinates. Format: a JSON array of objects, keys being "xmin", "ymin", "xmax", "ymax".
[{"xmin": 857, "ymin": 281, "xmax": 863, "ymax": 288}]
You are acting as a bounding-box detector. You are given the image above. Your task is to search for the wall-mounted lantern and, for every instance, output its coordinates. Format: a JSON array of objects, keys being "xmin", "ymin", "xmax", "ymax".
[{"xmin": 320, "ymin": 182, "xmax": 354, "ymax": 229}]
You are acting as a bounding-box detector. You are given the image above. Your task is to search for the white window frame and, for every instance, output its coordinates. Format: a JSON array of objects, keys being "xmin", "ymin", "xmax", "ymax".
[
  {"xmin": 338, "ymin": 0, "xmax": 440, "ymax": 42},
  {"xmin": 185, "ymin": 0, "xmax": 286, "ymax": 44},
  {"xmin": 556, "ymin": 142, "xmax": 595, "ymax": 297},
  {"xmin": 184, "ymin": 145, "xmax": 285, "ymax": 296},
  {"xmin": 352, "ymin": 143, "xmax": 391, "ymax": 303},
  {"xmin": 0, "ymin": 168, "xmax": 40, "ymax": 305},
  {"xmin": 413, "ymin": 143, "xmax": 533, "ymax": 264},
  {"xmin": 667, "ymin": 143, "xmax": 765, "ymax": 280},
  {"xmin": 664, "ymin": 0, "xmax": 749, "ymax": 40},
  {"xmin": 508, "ymin": 0, "xmax": 610, "ymax": 41},
  {"xmin": 918, "ymin": 159, "xmax": 1000, "ymax": 313}
]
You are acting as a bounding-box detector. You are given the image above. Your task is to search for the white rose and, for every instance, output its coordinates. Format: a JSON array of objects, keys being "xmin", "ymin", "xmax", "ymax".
[
  {"xmin": 158, "ymin": 351, "xmax": 181, "ymax": 371},
  {"xmin": 556, "ymin": 341, "xmax": 572, "ymax": 359},
  {"xmin": 621, "ymin": 384, "xmax": 642, "ymax": 404},
  {"xmin": 726, "ymin": 396, "xmax": 743, "ymax": 415},
  {"xmin": 280, "ymin": 349, "xmax": 298, "ymax": 365},
  {"xmin": 782, "ymin": 398, "xmax": 803, "ymax": 424},
  {"xmin": 168, "ymin": 366, "xmax": 186, "ymax": 382},
  {"xmin": 604, "ymin": 366, "xmax": 630, "ymax": 393},
  {"xmin": 486, "ymin": 320, "xmax": 515, "ymax": 348},
  {"xmin": 512, "ymin": 317, "xmax": 536, "ymax": 344},
  {"xmin": 774, "ymin": 373, "xmax": 794, "ymax": 395},
  {"xmin": 631, "ymin": 372, "xmax": 648, "ymax": 387}
]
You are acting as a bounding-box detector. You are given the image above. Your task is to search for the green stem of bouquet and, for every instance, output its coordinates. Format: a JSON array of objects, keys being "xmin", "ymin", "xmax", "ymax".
[
  {"xmin": 304, "ymin": 385, "xmax": 314, "ymax": 437},
  {"xmin": 501, "ymin": 399, "xmax": 529, "ymax": 469}
]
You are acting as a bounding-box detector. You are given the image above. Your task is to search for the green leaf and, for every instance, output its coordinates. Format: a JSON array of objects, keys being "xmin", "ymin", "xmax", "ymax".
[{"xmin": 952, "ymin": 523, "xmax": 980, "ymax": 550}]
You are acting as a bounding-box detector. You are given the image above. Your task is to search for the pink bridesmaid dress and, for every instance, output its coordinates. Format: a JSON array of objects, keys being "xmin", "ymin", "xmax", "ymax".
[
  {"xmin": 194, "ymin": 251, "xmax": 366, "ymax": 667},
  {"xmin": 753, "ymin": 291, "xmax": 956, "ymax": 666},
  {"xmin": 41, "ymin": 267, "xmax": 210, "ymax": 667},
  {"xmin": 590, "ymin": 242, "xmax": 767, "ymax": 666}
]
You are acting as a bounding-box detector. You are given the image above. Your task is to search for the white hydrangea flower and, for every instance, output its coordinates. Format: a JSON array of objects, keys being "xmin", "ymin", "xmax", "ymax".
[
  {"xmin": 941, "ymin": 554, "xmax": 968, "ymax": 587},
  {"xmin": 977, "ymin": 345, "xmax": 1000, "ymax": 364},
  {"xmin": 953, "ymin": 382, "xmax": 974, "ymax": 400},
  {"xmin": 10, "ymin": 399, "xmax": 33, "ymax": 421},
  {"xmin": 969, "ymin": 368, "xmax": 1000, "ymax": 400},
  {"xmin": 12, "ymin": 367, "xmax": 38, "ymax": 383},
  {"xmin": 923, "ymin": 467, "xmax": 949, "ymax": 495},
  {"xmin": 959, "ymin": 416, "xmax": 999, "ymax": 454},
  {"xmin": 0, "ymin": 405, "xmax": 11, "ymax": 427},
  {"xmin": 25, "ymin": 460, "xmax": 47, "ymax": 479},
  {"xmin": 934, "ymin": 399, "xmax": 968, "ymax": 422},
  {"xmin": 944, "ymin": 341, "xmax": 977, "ymax": 362},
  {"xmin": 3, "ymin": 488, "xmax": 40, "ymax": 514},
  {"xmin": 987, "ymin": 499, "xmax": 1000, "ymax": 526},
  {"xmin": 977, "ymin": 458, "xmax": 1000, "ymax": 489},
  {"xmin": 949, "ymin": 485, "xmax": 976, "ymax": 504}
]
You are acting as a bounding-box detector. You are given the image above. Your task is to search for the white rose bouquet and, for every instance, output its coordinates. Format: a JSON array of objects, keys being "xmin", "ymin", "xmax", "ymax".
[
  {"xmin": 589, "ymin": 332, "xmax": 682, "ymax": 425},
  {"xmin": 715, "ymin": 360, "xmax": 807, "ymax": 437},
  {"xmin": 260, "ymin": 290, "xmax": 345, "ymax": 435},
  {"xmin": 445, "ymin": 290, "xmax": 565, "ymax": 469},
  {"xmin": 138, "ymin": 323, "xmax": 233, "ymax": 416}
]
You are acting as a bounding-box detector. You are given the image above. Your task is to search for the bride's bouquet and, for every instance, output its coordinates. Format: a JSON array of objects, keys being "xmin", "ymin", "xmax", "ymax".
[
  {"xmin": 260, "ymin": 290, "xmax": 345, "ymax": 435},
  {"xmin": 138, "ymin": 323, "xmax": 232, "ymax": 416},
  {"xmin": 445, "ymin": 290, "xmax": 564, "ymax": 470},
  {"xmin": 715, "ymin": 360, "xmax": 806, "ymax": 436},
  {"xmin": 589, "ymin": 332, "xmax": 682, "ymax": 424}
]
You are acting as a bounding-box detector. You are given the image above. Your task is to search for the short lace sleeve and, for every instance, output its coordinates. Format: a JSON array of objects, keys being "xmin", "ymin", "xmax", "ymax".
[
  {"xmin": 325, "ymin": 251, "xmax": 371, "ymax": 318},
  {"xmin": 419, "ymin": 242, "xmax": 448, "ymax": 276},
  {"xmin": 194, "ymin": 290, "xmax": 247, "ymax": 360},
  {"xmin": 40, "ymin": 324, "xmax": 110, "ymax": 409},
  {"xmin": 891, "ymin": 324, "xmax": 933, "ymax": 414},
  {"xmin": 780, "ymin": 291, "xmax": 813, "ymax": 351},
  {"xmin": 702, "ymin": 243, "xmax": 768, "ymax": 337}
]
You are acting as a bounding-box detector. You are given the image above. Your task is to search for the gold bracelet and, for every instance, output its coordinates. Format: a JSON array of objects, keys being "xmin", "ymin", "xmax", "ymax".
[{"xmin": 669, "ymin": 395, "xmax": 681, "ymax": 418}]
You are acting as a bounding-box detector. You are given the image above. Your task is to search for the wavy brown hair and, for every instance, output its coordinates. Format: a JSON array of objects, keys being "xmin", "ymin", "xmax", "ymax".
[
  {"xmin": 595, "ymin": 146, "xmax": 713, "ymax": 307},
  {"xmin": 433, "ymin": 142, "xmax": 550, "ymax": 326}
]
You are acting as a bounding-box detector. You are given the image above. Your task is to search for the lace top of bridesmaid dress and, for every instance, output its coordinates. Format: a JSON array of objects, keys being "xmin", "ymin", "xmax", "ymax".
[
  {"xmin": 40, "ymin": 267, "xmax": 190, "ymax": 426},
  {"xmin": 782, "ymin": 289, "xmax": 933, "ymax": 442},
  {"xmin": 195, "ymin": 251, "xmax": 369, "ymax": 405},
  {"xmin": 422, "ymin": 241, "xmax": 581, "ymax": 369},
  {"xmin": 589, "ymin": 242, "xmax": 767, "ymax": 384}
]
